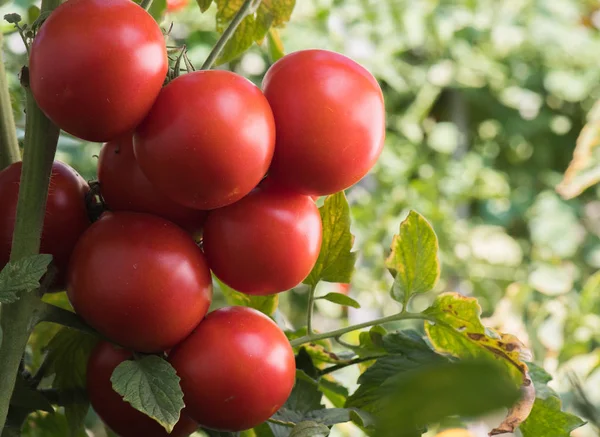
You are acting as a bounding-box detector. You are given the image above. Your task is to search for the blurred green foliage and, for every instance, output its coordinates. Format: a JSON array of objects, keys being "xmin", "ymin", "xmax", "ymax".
[{"xmin": 3, "ymin": 0, "xmax": 600, "ymax": 435}]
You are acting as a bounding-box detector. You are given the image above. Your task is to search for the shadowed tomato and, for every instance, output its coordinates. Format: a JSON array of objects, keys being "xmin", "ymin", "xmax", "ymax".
[
  {"xmin": 203, "ymin": 184, "xmax": 322, "ymax": 295},
  {"xmin": 169, "ymin": 307, "xmax": 296, "ymax": 431},
  {"xmin": 167, "ymin": 0, "xmax": 188, "ymax": 11},
  {"xmin": 87, "ymin": 341, "xmax": 198, "ymax": 437},
  {"xmin": 134, "ymin": 70, "xmax": 275, "ymax": 210},
  {"xmin": 0, "ymin": 161, "xmax": 90, "ymax": 290},
  {"xmin": 98, "ymin": 136, "xmax": 206, "ymax": 237},
  {"xmin": 29, "ymin": 0, "xmax": 168, "ymax": 142},
  {"xmin": 262, "ymin": 49, "xmax": 385, "ymax": 195},
  {"xmin": 67, "ymin": 212, "xmax": 212, "ymax": 352}
]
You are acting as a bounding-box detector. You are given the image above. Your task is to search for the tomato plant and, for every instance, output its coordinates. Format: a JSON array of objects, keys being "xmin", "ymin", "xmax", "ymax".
[
  {"xmin": 98, "ymin": 136, "xmax": 207, "ymax": 236},
  {"xmin": 262, "ymin": 49, "xmax": 386, "ymax": 196},
  {"xmin": 203, "ymin": 183, "xmax": 322, "ymax": 295},
  {"xmin": 0, "ymin": 161, "xmax": 90, "ymax": 289},
  {"xmin": 169, "ymin": 306, "xmax": 296, "ymax": 431},
  {"xmin": 87, "ymin": 341, "xmax": 198, "ymax": 437},
  {"xmin": 67, "ymin": 212, "xmax": 212, "ymax": 352},
  {"xmin": 29, "ymin": 0, "xmax": 168, "ymax": 142},
  {"xmin": 134, "ymin": 70, "xmax": 275, "ymax": 210}
]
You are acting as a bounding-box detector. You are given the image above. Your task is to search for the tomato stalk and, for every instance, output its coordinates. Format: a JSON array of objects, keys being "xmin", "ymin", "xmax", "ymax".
[
  {"xmin": 200, "ymin": 0, "xmax": 262, "ymax": 70},
  {"xmin": 306, "ymin": 284, "xmax": 317, "ymax": 334},
  {"xmin": 0, "ymin": 0, "xmax": 62, "ymax": 431},
  {"xmin": 38, "ymin": 303, "xmax": 97, "ymax": 337},
  {"xmin": 140, "ymin": 0, "xmax": 154, "ymax": 10},
  {"xmin": 289, "ymin": 311, "xmax": 436, "ymax": 348},
  {"xmin": 0, "ymin": 32, "xmax": 20, "ymax": 170}
]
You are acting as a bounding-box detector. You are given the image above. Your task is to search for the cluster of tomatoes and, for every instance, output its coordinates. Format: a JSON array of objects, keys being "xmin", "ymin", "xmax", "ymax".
[{"xmin": 0, "ymin": 0, "xmax": 385, "ymax": 435}]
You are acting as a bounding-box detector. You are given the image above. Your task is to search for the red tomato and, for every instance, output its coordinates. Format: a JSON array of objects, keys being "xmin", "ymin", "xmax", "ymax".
[
  {"xmin": 67, "ymin": 212, "xmax": 212, "ymax": 352},
  {"xmin": 134, "ymin": 70, "xmax": 275, "ymax": 210},
  {"xmin": 262, "ymin": 49, "xmax": 385, "ymax": 196},
  {"xmin": 167, "ymin": 0, "xmax": 188, "ymax": 12},
  {"xmin": 0, "ymin": 161, "xmax": 90, "ymax": 290},
  {"xmin": 29, "ymin": 0, "xmax": 168, "ymax": 142},
  {"xmin": 169, "ymin": 307, "xmax": 296, "ymax": 431},
  {"xmin": 203, "ymin": 184, "xmax": 322, "ymax": 295},
  {"xmin": 87, "ymin": 341, "xmax": 198, "ymax": 437},
  {"xmin": 98, "ymin": 137, "xmax": 207, "ymax": 237}
]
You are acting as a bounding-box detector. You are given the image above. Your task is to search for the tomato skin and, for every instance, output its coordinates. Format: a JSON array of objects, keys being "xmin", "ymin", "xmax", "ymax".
[
  {"xmin": 87, "ymin": 341, "xmax": 198, "ymax": 437},
  {"xmin": 169, "ymin": 307, "xmax": 296, "ymax": 431},
  {"xmin": 262, "ymin": 49, "xmax": 385, "ymax": 196},
  {"xmin": 167, "ymin": 0, "xmax": 188, "ymax": 11},
  {"xmin": 29, "ymin": 0, "xmax": 168, "ymax": 142},
  {"xmin": 67, "ymin": 212, "xmax": 212, "ymax": 352},
  {"xmin": 98, "ymin": 137, "xmax": 206, "ymax": 237},
  {"xmin": 0, "ymin": 161, "xmax": 90, "ymax": 290},
  {"xmin": 203, "ymin": 184, "xmax": 322, "ymax": 295},
  {"xmin": 134, "ymin": 70, "xmax": 275, "ymax": 210}
]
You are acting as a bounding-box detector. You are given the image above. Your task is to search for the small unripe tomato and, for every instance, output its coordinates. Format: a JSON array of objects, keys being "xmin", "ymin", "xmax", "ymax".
[
  {"xmin": 169, "ymin": 307, "xmax": 296, "ymax": 431},
  {"xmin": 87, "ymin": 341, "xmax": 198, "ymax": 437}
]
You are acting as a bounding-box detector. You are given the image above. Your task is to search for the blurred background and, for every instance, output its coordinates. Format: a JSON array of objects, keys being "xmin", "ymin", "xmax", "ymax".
[{"xmin": 3, "ymin": 0, "xmax": 600, "ymax": 436}]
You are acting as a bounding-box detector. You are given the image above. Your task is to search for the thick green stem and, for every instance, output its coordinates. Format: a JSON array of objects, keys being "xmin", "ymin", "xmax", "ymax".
[
  {"xmin": 200, "ymin": 0, "xmax": 262, "ymax": 70},
  {"xmin": 290, "ymin": 312, "xmax": 435, "ymax": 348},
  {"xmin": 0, "ymin": 33, "xmax": 20, "ymax": 170},
  {"xmin": 306, "ymin": 284, "xmax": 317, "ymax": 334},
  {"xmin": 140, "ymin": 0, "xmax": 153, "ymax": 10},
  {"xmin": 39, "ymin": 303, "xmax": 97, "ymax": 336},
  {"xmin": 0, "ymin": 2, "xmax": 61, "ymax": 431}
]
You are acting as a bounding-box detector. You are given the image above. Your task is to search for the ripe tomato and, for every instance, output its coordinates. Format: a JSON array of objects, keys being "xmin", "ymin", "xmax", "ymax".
[
  {"xmin": 203, "ymin": 184, "xmax": 322, "ymax": 295},
  {"xmin": 134, "ymin": 70, "xmax": 275, "ymax": 210},
  {"xmin": 67, "ymin": 212, "xmax": 212, "ymax": 352},
  {"xmin": 87, "ymin": 341, "xmax": 198, "ymax": 437},
  {"xmin": 29, "ymin": 0, "xmax": 168, "ymax": 142},
  {"xmin": 167, "ymin": 0, "xmax": 188, "ymax": 12},
  {"xmin": 0, "ymin": 161, "xmax": 90, "ymax": 290},
  {"xmin": 98, "ymin": 136, "xmax": 206, "ymax": 237},
  {"xmin": 169, "ymin": 307, "xmax": 296, "ymax": 431},
  {"xmin": 262, "ymin": 49, "xmax": 386, "ymax": 196}
]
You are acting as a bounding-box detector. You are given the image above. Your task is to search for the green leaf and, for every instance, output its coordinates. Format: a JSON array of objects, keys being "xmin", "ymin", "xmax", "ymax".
[
  {"xmin": 424, "ymin": 292, "xmax": 527, "ymax": 385},
  {"xmin": 27, "ymin": 6, "xmax": 40, "ymax": 24},
  {"xmin": 520, "ymin": 397, "xmax": 586, "ymax": 437},
  {"xmin": 267, "ymin": 28, "xmax": 285, "ymax": 62},
  {"xmin": 217, "ymin": 277, "xmax": 279, "ymax": 316},
  {"xmin": 316, "ymin": 292, "xmax": 360, "ymax": 308},
  {"xmin": 319, "ymin": 378, "xmax": 348, "ymax": 408},
  {"xmin": 110, "ymin": 355, "xmax": 184, "ymax": 433},
  {"xmin": 196, "ymin": 0, "xmax": 212, "ymax": 12},
  {"xmin": 0, "ymin": 254, "xmax": 52, "ymax": 303},
  {"xmin": 385, "ymin": 210, "xmax": 440, "ymax": 304},
  {"xmin": 289, "ymin": 421, "xmax": 329, "ymax": 437},
  {"xmin": 10, "ymin": 375, "xmax": 53, "ymax": 413},
  {"xmin": 41, "ymin": 327, "xmax": 98, "ymax": 436},
  {"xmin": 4, "ymin": 13, "xmax": 22, "ymax": 24},
  {"xmin": 304, "ymin": 193, "xmax": 356, "ymax": 286},
  {"xmin": 22, "ymin": 411, "xmax": 88, "ymax": 437}
]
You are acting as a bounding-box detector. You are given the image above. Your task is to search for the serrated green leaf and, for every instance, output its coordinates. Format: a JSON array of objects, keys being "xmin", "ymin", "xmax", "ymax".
[
  {"xmin": 111, "ymin": 355, "xmax": 184, "ymax": 433},
  {"xmin": 304, "ymin": 193, "xmax": 356, "ymax": 287},
  {"xmin": 319, "ymin": 378, "xmax": 348, "ymax": 408},
  {"xmin": 385, "ymin": 210, "xmax": 439, "ymax": 304},
  {"xmin": 216, "ymin": 13, "xmax": 259, "ymax": 65},
  {"xmin": 217, "ymin": 277, "xmax": 278, "ymax": 316},
  {"xmin": 289, "ymin": 421, "xmax": 329, "ymax": 437},
  {"xmin": 316, "ymin": 292, "xmax": 360, "ymax": 309},
  {"xmin": 424, "ymin": 292, "xmax": 527, "ymax": 385},
  {"xmin": 520, "ymin": 397, "xmax": 586, "ymax": 437},
  {"xmin": 0, "ymin": 254, "xmax": 52, "ymax": 303},
  {"xmin": 196, "ymin": 0, "xmax": 212, "ymax": 12},
  {"xmin": 267, "ymin": 28, "xmax": 285, "ymax": 62}
]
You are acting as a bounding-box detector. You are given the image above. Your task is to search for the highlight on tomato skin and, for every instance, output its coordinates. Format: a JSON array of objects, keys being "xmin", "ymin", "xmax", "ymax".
[
  {"xmin": 169, "ymin": 306, "xmax": 296, "ymax": 432},
  {"xmin": 98, "ymin": 136, "xmax": 207, "ymax": 237},
  {"xmin": 67, "ymin": 212, "xmax": 213, "ymax": 353},
  {"xmin": 0, "ymin": 161, "xmax": 90, "ymax": 291},
  {"xmin": 202, "ymin": 183, "xmax": 322, "ymax": 296},
  {"xmin": 87, "ymin": 341, "xmax": 198, "ymax": 437},
  {"xmin": 28, "ymin": 0, "xmax": 168, "ymax": 142}
]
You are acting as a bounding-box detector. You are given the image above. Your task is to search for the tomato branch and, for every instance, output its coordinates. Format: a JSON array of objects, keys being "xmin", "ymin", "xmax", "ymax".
[
  {"xmin": 0, "ymin": 32, "xmax": 20, "ymax": 170},
  {"xmin": 200, "ymin": 0, "xmax": 262, "ymax": 70},
  {"xmin": 306, "ymin": 283, "xmax": 317, "ymax": 334},
  {"xmin": 318, "ymin": 356, "xmax": 382, "ymax": 376},
  {"xmin": 289, "ymin": 312, "xmax": 435, "ymax": 348},
  {"xmin": 140, "ymin": 0, "xmax": 153, "ymax": 10},
  {"xmin": 0, "ymin": 0, "xmax": 61, "ymax": 430},
  {"xmin": 38, "ymin": 303, "xmax": 98, "ymax": 337}
]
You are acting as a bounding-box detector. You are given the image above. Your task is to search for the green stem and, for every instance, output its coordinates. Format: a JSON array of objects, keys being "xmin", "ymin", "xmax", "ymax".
[
  {"xmin": 200, "ymin": 0, "xmax": 262, "ymax": 70},
  {"xmin": 0, "ymin": 32, "xmax": 20, "ymax": 170},
  {"xmin": 0, "ymin": 2, "xmax": 61, "ymax": 431},
  {"xmin": 318, "ymin": 356, "xmax": 381, "ymax": 376},
  {"xmin": 140, "ymin": 0, "xmax": 153, "ymax": 10},
  {"xmin": 290, "ymin": 312, "xmax": 435, "ymax": 348},
  {"xmin": 306, "ymin": 284, "xmax": 317, "ymax": 335},
  {"xmin": 38, "ymin": 303, "xmax": 97, "ymax": 336}
]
